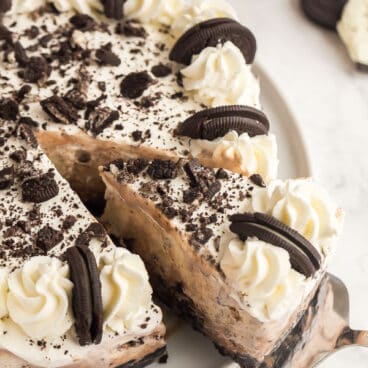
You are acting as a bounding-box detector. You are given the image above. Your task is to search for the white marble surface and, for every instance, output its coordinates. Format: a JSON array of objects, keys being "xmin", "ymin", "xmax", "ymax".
[{"xmin": 229, "ymin": 0, "xmax": 368, "ymax": 366}]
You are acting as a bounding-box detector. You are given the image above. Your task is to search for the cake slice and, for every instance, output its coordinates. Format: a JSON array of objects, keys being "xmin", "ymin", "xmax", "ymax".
[
  {"xmin": 0, "ymin": 121, "xmax": 165, "ymax": 367},
  {"xmin": 100, "ymin": 158, "xmax": 343, "ymax": 366}
]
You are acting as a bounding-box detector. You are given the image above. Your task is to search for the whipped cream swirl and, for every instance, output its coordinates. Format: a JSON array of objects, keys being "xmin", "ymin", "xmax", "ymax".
[
  {"xmin": 7, "ymin": 257, "xmax": 73, "ymax": 339},
  {"xmin": 248, "ymin": 179, "xmax": 343, "ymax": 258},
  {"xmin": 221, "ymin": 238, "xmax": 306, "ymax": 322},
  {"xmin": 337, "ymin": 0, "xmax": 368, "ymax": 65},
  {"xmin": 10, "ymin": 0, "xmax": 103, "ymax": 14},
  {"xmin": 0, "ymin": 269, "xmax": 8, "ymax": 319},
  {"xmin": 181, "ymin": 41, "xmax": 261, "ymax": 108},
  {"xmin": 171, "ymin": 0, "xmax": 238, "ymax": 37},
  {"xmin": 10, "ymin": 0, "xmax": 45, "ymax": 13},
  {"xmin": 124, "ymin": 0, "xmax": 184, "ymax": 25},
  {"xmin": 191, "ymin": 131, "xmax": 278, "ymax": 183},
  {"xmin": 100, "ymin": 248, "xmax": 153, "ymax": 333},
  {"xmin": 52, "ymin": 0, "xmax": 103, "ymax": 13}
]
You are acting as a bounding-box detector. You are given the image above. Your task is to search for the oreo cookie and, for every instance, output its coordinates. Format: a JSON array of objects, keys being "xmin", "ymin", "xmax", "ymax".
[
  {"xmin": 177, "ymin": 106, "xmax": 269, "ymax": 141},
  {"xmin": 301, "ymin": 0, "xmax": 347, "ymax": 30},
  {"xmin": 77, "ymin": 245, "xmax": 103, "ymax": 344},
  {"xmin": 0, "ymin": 0, "xmax": 12, "ymax": 13},
  {"xmin": 21, "ymin": 173, "xmax": 59, "ymax": 203},
  {"xmin": 254, "ymin": 212, "xmax": 321, "ymax": 268},
  {"xmin": 230, "ymin": 213, "xmax": 320, "ymax": 277},
  {"xmin": 65, "ymin": 245, "xmax": 103, "ymax": 346},
  {"xmin": 357, "ymin": 63, "xmax": 368, "ymax": 73},
  {"xmin": 103, "ymin": 0, "xmax": 126, "ymax": 20},
  {"xmin": 40, "ymin": 96, "xmax": 79, "ymax": 124},
  {"xmin": 170, "ymin": 18, "xmax": 257, "ymax": 65}
]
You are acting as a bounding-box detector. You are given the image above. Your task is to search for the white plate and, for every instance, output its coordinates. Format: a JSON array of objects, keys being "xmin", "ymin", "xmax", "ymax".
[{"xmin": 151, "ymin": 64, "xmax": 313, "ymax": 368}]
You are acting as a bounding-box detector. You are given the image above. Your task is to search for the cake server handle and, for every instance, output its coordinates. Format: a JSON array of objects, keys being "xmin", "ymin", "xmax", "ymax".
[{"xmin": 335, "ymin": 327, "xmax": 368, "ymax": 349}]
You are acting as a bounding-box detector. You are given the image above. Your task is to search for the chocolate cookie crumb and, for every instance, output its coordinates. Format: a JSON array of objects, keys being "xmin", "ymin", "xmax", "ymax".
[
  {"xmin": 36, "ymin": 225, "xmax": 63, "ymax": 253},
  {"xmin": 216, "ymin": 168, "xmax": 229, "ymax": 180},
  {"xmin": 18, "ymin": 124, "xmax": 38, "ymax": 148},
  {"xmin": 70, "ymin": 14, "xmax": 96, "ymax": 32},
  {"xmin": 191, "ymin": 227, "xmax": 214, "ymax": 245},
  {"xmin": 9, "ymin": 149, "xmax": 26, "ymax": 163},
  {"xmin": 0, "ymin": 98, "xmax": 19, "ymax": 121},
  {"xmin": 126, "ymin": 159, "xmax": 149, "ymax": 175},
  {"xmin": 89, "ymin": 107, "xmax": 119, "ymax": 136},
  {"xmin": 18, "ymin": 116, "xmax": 39, "ymax": 128},
  {"xmin": 116, "ymin": 21, "xmax": 147, "ymax": 38},
  {"xmin": 147, "ymin": 160, "xmax": 178, "ymax": 180},
  {"xmin": 249, "ymin": 174, "xmax": 266, "ymax": 188},
  {"xmin": 96, "ymin": 47, "xmax": 121, "ymax": 66},
  {"xmin": 151, "ymin": 64, "xmax": 172, "ymax": 78},
  {"xmin": 0, "ymin": 166, "xmax": 14, "ymax": 190},
  {"xmin": 41, "ymin": 96, "xmax": 79, "ymax": 124},
  {"xmin": 63, "ymin": 216, "xmax": 77, "ymax": 230},
  {"xmin": 20, "ymin": 56, "xmax": 51, "ymax": 84},
  {"xmin": 121, "ymin": 71, "xmax": 153, "ymax": 99}
]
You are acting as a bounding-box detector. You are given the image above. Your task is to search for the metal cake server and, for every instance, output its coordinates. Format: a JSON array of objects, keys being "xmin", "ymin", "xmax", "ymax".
[
  {"xmin": 311, "ymin": 273, "xmax": 368, "ymax": 367},
  {"xmin": 223, "ymin": 273, "xmax": 368, "ymax": 368}
]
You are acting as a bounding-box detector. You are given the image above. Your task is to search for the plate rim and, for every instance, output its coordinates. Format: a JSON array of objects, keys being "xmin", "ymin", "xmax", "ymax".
[{"xmin": 255, "ymin": 62, "xmax": 314, "ymax": 178}]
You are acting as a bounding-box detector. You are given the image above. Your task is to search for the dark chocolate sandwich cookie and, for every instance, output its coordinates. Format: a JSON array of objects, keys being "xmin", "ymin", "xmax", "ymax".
[
  {"xmin": 21, "ymin": 173, "xmax": 59, "ymax": 203},
  {"xmin": 177, "ymin": 105, "xmax": 269, "ymax": 141},
  {"xmin": 77, "ymin": 245, "xmax": 103, "ymax": 344},
  {"xmin": 301, "ymin": 0, "xmax": 347, "ymax": 30},
  {"xmin": 230, "ymin": 212, "xmax": 321, "ymax": 277},
  {"xmin": 103, "ymin": 0, "xmax": 127, "ymax": 20},
  {"xmin": 66, "ymin": 245, "xmax": 103, "ymax": 346},
  {"xmin": 0, "ymin": 0, "xmax": 11, "ymax": 13},
  {"xmin": 170, "ymin": 18, "xmax": 256, "ymax": 65},
  {"xmin": 357, "ymin": 63, "xmax": 368, "ymax": 73}
]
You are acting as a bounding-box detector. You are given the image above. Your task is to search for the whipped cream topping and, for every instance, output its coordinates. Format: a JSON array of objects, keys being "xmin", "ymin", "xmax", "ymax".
[
  {"xmin": 171, "ymin": 0, "xmax": 238, "ymax": 37},
  {"xmin": 100, "ymin": 248, "xmax": 153, "ymax": 334},
  {"xmin": 248, "ymin": 179, "xmax": 344, "ymax": 258},
  {"xmin": 190, "ymin": 131, "xmax": 278, "ymax": 183},
  {"xmin": 52, "ymin": 0, "xmax": 103, "ymax": 13},
  {"xmin": 10, "ymin": 0, "xmax": 103, "ymax": 14},
  {"xmin": 7, "ymin": 257, "xmax": 73, "ymax": 340},
  {"xmin": 181, "ymin": 41, "xmax": 261, "ymax": 108},
  {"xmin": 124, "ymin": 0, "xmax": 185, "ymax": 25},
  {"xmin": 0, "ymin": 270, "xmax": 9, "ymax": 319},
  {"xmin": 221, "ymin": 238, "xmax": 307, "ymax": 322},
  {"xmin": 9, "ymin": 0, "xmax": 45, "ymax": 13},
  {"xmin": 1, "ymin": 10, "xmax": 202, "ymax": 157},
  {"xmin": 337, "ymin": 0, "xmax": 368, "ymax": 65}
]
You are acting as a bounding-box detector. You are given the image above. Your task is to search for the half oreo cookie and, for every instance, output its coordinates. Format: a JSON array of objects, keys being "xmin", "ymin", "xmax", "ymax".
[
  {"xmin": 177, "ymin": 105, "xmax": 269, "ymax": 141},
  {"xmin": 0, "ymin": 0, "xmax": 11, "ymax": 13},
  {"xmin": 66, "ymin": 245, "xmax": 103, "ymax": 346},
  {"xmin": 103, "ymin": 0, "xmax": 127, "ymax": 20},
  {"xmin": 301, "ymin": 0, "xmax": 347, "ymax": 30},
  {"xmin": 357, "ymin": 63, "xmax": 368, "ymax": 73},
  {"xmin": 230, "ymin": 212, "xmax": 321, "ymax": 277},
  {"xmin": 170, "ymin": 18, "xmax": 257, "ymax": 65}
]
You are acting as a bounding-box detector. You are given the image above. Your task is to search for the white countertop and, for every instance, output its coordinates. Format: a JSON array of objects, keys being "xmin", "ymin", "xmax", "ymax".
[{"xmin": 230, "ymin": 0, "xmax": 368, "ymax": 366}]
